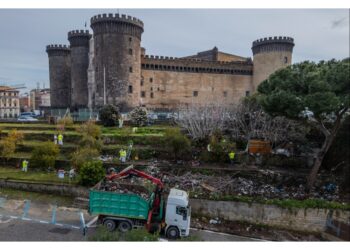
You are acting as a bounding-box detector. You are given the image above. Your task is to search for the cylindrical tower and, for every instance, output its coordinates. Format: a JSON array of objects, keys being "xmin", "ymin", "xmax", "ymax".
[
  {"xmin": 90, "ymin": 13, "xmax": 144, "ymax": 110},
  {"xmin": 46, "ymin": 44, "xmax": 71, "ymax": 108},
  {"xmin": 68, "ymin": 30, "xmax": 91, "ymax": 110},
  {"xmin": 252, "ymin": 36, "xmax": 295, "ymax": 92}
]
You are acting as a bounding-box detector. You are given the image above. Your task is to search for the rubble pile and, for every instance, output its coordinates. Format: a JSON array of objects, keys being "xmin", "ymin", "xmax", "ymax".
[
  {"xmin": 161, "ymin": 171, "xmax": 340, "ymax": 201},
  {"xmin": 98, "ymin": 176, "xmax": 153, "ymax": 200}
]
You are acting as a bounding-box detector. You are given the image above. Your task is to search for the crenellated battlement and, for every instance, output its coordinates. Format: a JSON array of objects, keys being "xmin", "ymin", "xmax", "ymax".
[
  {"xmin": 90, "ymin": 13, "xmax": 144, "ymax": 29},
  {"xmin": 142, "ymin": 54, "xmax": 252, "ymax": 65},
  {"xmin": 46, "ymin": 44, "xmax": 70, "ymax": 56},
  {"xmin": 141, "ymin": 54, "xmax": 253, "ymax": 75},
  {"xmin": 252, "ymin": 36, "xmax": 294, "ymax": 55},
  {"xmin": 46, "ymin": 44, "xmax": 70, "ymax": 50},
  {"xmin": 68, "ymin": 30, "xmax": 91, "ymax": 47},
  {"xmin": 68, "ymin": 29, "xmax": 91, "ymax": 38},
  {"xmin": 252, "ymin": 36, "xmax": 294, "ymax": 46}
]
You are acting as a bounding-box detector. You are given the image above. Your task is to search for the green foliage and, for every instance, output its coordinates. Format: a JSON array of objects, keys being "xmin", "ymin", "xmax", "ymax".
[
  {"xmin": 0, "ymin": 129, "xmax": 24, "ymax": 159},
  {"xmin": 71, "ymin": 148, "xmax": 100, "ymax": 170},
  {"xmin": 202, "ymin": 131, "xmax": 236, "ymax": 162},
  {"xmin": 258, "ymin": 59, "xmax": 349, "ymax": 120},
  {"xmin": 90, "ymin": 227, "xmax": 159, "ymax": 241},
  {"xmin": 0, "ymin": 138, "xmax": 16, "ymax": 159},
  {"xmin": 77, "ymin": 120, "xmax": 103, "ymax": 151},
  {"xmin": 99, "ymin": 105, "xmax": 120, "ymax": 127},
  {"xmin": 129, "ymin": 107, "xmax": 148, "ymax": 127},
  {"xmin": 57, "ymin": 114, "xmax": 74, "ymax": 132},
  {"xmin": 30, "ymin": 141, "xmax": 59, "ymax": 170},
  {"xmin": 79, "ymin": 160, "xmax": 105, "ymax": 187},
  {"xmin": 8, "ymin": 129, "xmax": 24, "ymax": 144},
  {"xmin": 164, "ymin": 128, "xmax": 191, "ymax": 159}
]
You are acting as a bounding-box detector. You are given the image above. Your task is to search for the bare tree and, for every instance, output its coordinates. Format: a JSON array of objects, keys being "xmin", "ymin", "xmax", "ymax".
[
  {"xmin": 175, "ymin": 102, "xmax": 228, "ymax": 141},
  {"xmin": 227, "ymin": 98, "xmax": 304, "ymax": 149}
]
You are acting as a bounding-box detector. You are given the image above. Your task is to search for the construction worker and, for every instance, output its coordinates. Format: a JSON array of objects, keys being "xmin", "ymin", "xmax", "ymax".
[
  {"xmin": 119, "ymin": 149, "xmax": 126, "ymax": 163},
  {"xmin": 58, "ymin": 133, "xmax": 63, "ymax": 146},
  {"xmin": 228, "ymin": 151, "xmax": 235, "ymax": 166},
  {"xmin": 22, "ymin": 159, "xmax": 28, "ymax": 172},
  {"xmin": 54, "ymin": 134, "xmax": 58, "ymax": 145}
]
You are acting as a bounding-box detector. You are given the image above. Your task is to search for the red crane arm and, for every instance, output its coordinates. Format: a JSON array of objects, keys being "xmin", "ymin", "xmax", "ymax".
[{"xmin": 106, "ymin": 166, "xmax": 164, "ymax": 189}]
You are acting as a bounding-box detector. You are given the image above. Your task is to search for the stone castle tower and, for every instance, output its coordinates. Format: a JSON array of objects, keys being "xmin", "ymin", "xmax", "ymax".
[
  {"xmin": 46, "ymin": 14, "xmax": 295, "ymax": 111},
  {"xmin": 252, "ymin": 36, "xmax": 295, "ymax": 92},
  {"xmin": 90, "ymin": 14, "xmax": 144, "ymax": 109},
  {"xmin": 46, "ymin": 44, "xmax": 71, "ymax": 108},
  {"xmin": 68, "ymin": 30, "xmax": 91, "ymax": 110}
]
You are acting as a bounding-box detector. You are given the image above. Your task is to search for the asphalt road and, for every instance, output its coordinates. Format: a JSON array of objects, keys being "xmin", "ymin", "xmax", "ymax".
[{"xmin": 0, "ymin": 197, "xmax": 261, "ymax": 241}]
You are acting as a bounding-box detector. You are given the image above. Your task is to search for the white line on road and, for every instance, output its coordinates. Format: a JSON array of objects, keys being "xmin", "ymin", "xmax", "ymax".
[
  {"xmin": 22, "ymin": 218, "xmax": 32, "ymax": 221},
  {"xmin": 190, "ymin": 227, "xmax": 265, "ymax": 241},
  {"xmin": 39, "ymin": 220, "xmax": 49, "ymax": 224},
  {"xmin": 86, "ymin": 216, "xmax": 98, "ymax": 227}
]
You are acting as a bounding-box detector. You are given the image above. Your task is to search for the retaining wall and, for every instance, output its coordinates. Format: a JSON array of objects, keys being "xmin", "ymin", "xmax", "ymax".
[
  {"xmin": 0, "ymin": 179, "xmax": 88, "ymax": 198},
  {"xmin": 190, "ymin": 199, "xmax": 350, "ymax": 234}
]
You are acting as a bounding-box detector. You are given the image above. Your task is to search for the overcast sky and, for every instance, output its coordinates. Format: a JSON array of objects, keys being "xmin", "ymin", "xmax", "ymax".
[{"xmin": 0, "ymin": 9, "xmax": 348, "ymax": 91}]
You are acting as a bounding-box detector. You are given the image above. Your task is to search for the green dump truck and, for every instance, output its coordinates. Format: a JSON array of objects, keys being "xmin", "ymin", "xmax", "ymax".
[{"xmin": 89, "ymin": 166, "xmax": 191, "ymax": 239}]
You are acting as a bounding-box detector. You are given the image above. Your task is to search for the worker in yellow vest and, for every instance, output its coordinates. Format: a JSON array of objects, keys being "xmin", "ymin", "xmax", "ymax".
[
  {"xmin": 22, "ymin": 159, "xmax": 28, "ymax": 172},
  {"xmin": 228, "ymin": 151, "xmax": 235, "ymax": 166},
  {"xmin": 119, "ymin": 149, "xmax": 127, "ymax": 163},
  {"xmin": 58, "ymin": 134, "xmax": 63, "ymax": 146}
]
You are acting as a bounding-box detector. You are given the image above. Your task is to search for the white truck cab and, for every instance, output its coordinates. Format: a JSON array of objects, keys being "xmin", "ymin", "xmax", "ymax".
[{"xmin": 165, "ymin": 188, "xmax": 191, "ymax": 239}]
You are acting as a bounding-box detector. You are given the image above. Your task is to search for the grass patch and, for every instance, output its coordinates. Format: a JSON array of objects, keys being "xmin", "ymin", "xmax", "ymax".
[
  {"xmin": 89, "ymin": 226, "xmax": 159, "ymax": 241},
  {"xmin": 0, "ymin": 167, "xmax": 78, "ymax": 184},
  {"xmin": 192, "ymin": 193, "xmax": 350, "ymax": 210},
  {"xmin": 0, "ymin": 188, "xmax": 74, "ymax": 206}
]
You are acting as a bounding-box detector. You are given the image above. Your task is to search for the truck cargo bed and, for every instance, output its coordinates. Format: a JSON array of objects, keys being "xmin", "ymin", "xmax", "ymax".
[{"xmin": 89, "ymin": 190, "xmax": 150, "ymax": 220}]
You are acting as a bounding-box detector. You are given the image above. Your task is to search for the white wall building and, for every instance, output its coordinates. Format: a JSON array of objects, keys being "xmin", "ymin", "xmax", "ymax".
[{"xmin": 0, "ymin": 86, "xmax": 20, "ymax": 118}]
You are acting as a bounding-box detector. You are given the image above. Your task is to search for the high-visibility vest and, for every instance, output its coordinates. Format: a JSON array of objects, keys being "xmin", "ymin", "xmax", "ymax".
[
  {"xmin": 22, "ymin": 160, "xmax": 27, "ymax": 167},
  {"xmin": 58, "ymin": 135, "xmax": 63, "ymax": 141},
  {"xmin": 122, "ymin": 150, "xmax": 127, "ymax": 157},
  {"xmin": 229, "ymin": 152, "xmax": 235, "ymax": 160}
]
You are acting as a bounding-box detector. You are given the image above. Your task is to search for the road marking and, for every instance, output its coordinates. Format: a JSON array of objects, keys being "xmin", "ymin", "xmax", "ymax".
[
  {"xmin": 22, "ymin": 218, "xmax": 32, "ymax": 221},
  {"xmin": 10, "ymin": 216, "xmax": 18, "ymax": 219},
  {"xmin": 190, "ymin": 227, "xmax": 265, "ymax": 241},
  {"xmin": 39, "ymin": 220, "xmax": 49, "ymax": 224},
  {"xmin": 86, "ymin": 216, "xmax": 98, "ymax": 227}
]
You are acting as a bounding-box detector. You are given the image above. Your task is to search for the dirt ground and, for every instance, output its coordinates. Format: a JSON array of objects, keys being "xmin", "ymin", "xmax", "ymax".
[{"xmin": 190, "ymin": 216, "xmax": 326, "ymax": 241}]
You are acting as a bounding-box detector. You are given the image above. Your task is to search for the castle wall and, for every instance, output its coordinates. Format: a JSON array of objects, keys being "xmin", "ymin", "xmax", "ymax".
[
  {"xmin": 139, "ymin": 55, "xmax": 253, "ymax": 110},
  {"xmin": 140, "ymin": 69, "xmax": 253, "ymax": 110}
]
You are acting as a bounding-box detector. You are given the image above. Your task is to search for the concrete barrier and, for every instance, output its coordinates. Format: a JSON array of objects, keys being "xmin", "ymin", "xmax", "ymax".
[
  {"xmin": 0, "ymin": 179, "xmax": 89, "ymax": 198},
  {"xmin": 190, "ymin": 199, "xmax": 350, "ymax": 234}
]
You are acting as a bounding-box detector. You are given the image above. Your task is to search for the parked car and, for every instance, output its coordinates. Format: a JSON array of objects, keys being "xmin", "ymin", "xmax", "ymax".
[{"xmin": 17, "ymin": 116, "xmax": 38, "ymax": 122}]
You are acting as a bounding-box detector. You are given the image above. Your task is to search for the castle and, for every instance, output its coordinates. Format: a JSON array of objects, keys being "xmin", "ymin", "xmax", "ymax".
[{"xmin": 46, "ymin": 13, "xmax": 295, "ymax": 111}]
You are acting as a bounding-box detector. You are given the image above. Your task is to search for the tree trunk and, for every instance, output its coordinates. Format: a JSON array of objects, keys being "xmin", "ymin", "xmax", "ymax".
[{"xmin": 306, "ymin": 116, "xmax": 343, "ymax": 191}]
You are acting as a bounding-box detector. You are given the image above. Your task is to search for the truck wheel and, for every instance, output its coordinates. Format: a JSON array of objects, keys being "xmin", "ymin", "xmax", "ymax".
[
  {"xmin": 103, "ymin": 219, "xmax": 116, "ymax": 232},
  {"xmin": 118, "ymin": 221, "xmax": 132, "ymax": 233},
  {"xmin": 166, "ymin": 227, "xmax": 179, "ymax": 239}
]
